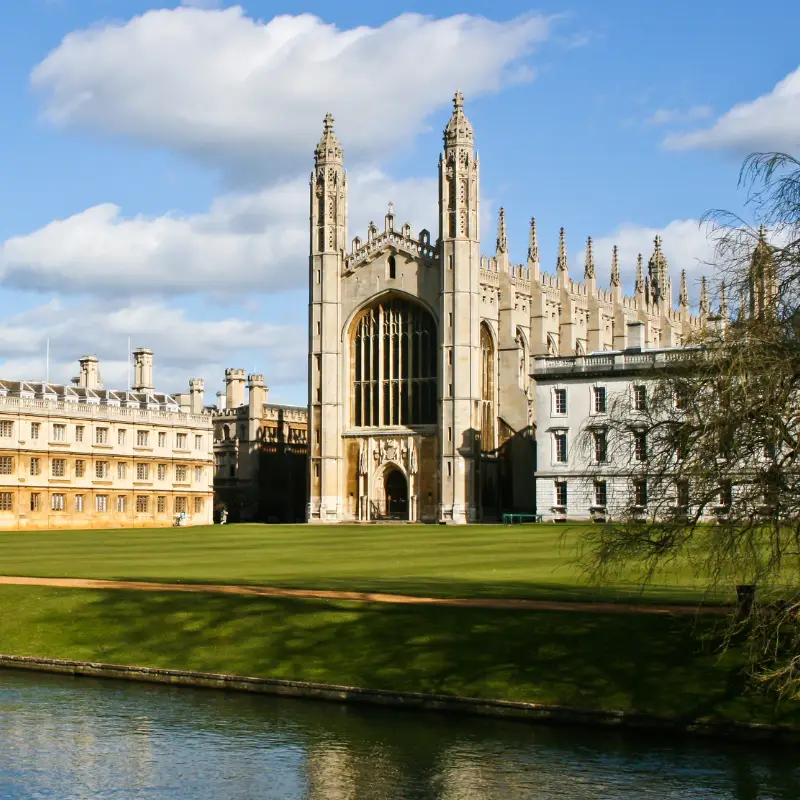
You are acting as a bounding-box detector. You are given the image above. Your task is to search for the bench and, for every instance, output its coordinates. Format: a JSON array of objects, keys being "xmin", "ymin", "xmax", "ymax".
[{"xmin": 502, "ymin": 513, "xmax": 543, "ymax": 525}]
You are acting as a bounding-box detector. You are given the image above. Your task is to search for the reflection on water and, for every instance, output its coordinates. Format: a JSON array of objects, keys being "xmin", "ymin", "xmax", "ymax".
[{"xmin": 0, "ymin": 669, "xmax": 798, "ymax": 799}]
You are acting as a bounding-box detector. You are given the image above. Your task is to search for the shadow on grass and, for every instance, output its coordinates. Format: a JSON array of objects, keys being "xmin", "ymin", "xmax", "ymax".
[{"xmin": 9, "ymin": 586, "xmax": 795, "ymax": 727}]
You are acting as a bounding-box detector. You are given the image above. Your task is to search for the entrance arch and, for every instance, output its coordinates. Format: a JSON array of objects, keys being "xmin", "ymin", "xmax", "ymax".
[{"xmin": 384, "ymin": 468, "xmax": 408, "ymax": 519}]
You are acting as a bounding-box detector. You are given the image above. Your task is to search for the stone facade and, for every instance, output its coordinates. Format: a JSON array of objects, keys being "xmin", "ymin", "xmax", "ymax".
[
  {"xmin": 211, "ymin": 370, "xmax": 308, "ymax": 523},
  {"xmin": 307, "ymin": 94, "xmax": 711, "ymax": 524},
  {"xmin": 0, "ymin": 352, "xmax": 213, "ymax": 530}
]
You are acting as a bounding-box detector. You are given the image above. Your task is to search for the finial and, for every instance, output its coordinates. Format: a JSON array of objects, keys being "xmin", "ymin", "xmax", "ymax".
[
  {"xmin": 453, "ymin": 91, "xmax": 464, "ymax": 110},
  {"xmin": 323, "ymin": 112, "xmax": 335, "ymax": 133},
  {"xmin": 699, "ymin": 276, "xmax": 709, "ymax": 314},
  {"xmin": 720, "ymin": 280, "xmax": 728, "ymax": 316},
  {"xmin": 635, "ymin": 253, "xmax": 644, "ymax": 293},
  {"xmin": 678, "ymin": 269, "xmax": 688, "ymax": 308},
  {"xmin": 444, "ymin": 90, "xmax": 474, "ymax": 147},
  {"xmin": 387, "ymin": 201, "xmax": 394, "ymax": 217},
  {"xmin": 654, "ymin": 234, "xmax": 662, "ymax": 253},
  {"xmin": 496, "ymin": 207, "xmax": 508, "ymax": 254},
  {"xmin": 314, "ymin": 111, "xmax": 343, "ymax": 166},
  {"xmin": 557, "ymin": 227, "xmax": 568, "ymax": 272},
  {"xmin": 528, "ymin": 217, "xmax": 539, "ymax": 263},
  {"xmin": 584, "ymin": 236, "xmax": 595, "ymax": 279},
  {"xmin": 610, "ymin": 245, "xmax": 620, "ymax": 287},
  {"xmin": 758, "ymin": 223, "xmax": 767, "ymax": 241}
]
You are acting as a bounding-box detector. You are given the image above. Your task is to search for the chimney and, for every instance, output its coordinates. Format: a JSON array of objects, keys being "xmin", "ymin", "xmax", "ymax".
[
  {"xmin": 189, "ymin": 378, "xmax": 205, "ymax": 415},
  {"xmin": 225, "ymin": 368, "xmax": 247, "ymax": 409},
  {"xmin": 78, "ymin": 355, "xmax": 100, "ymax": 390},
  {"xmin": 247, "ymin": 373, "xmax": 268, "ymax": 415},
  {"xmin": 216, "ymin": 391, "xmax": 226, "ymax": 411},
  {"xmin": 626, "ymin": 321, "xmax": 645, "ymax": 351},
  {"xmin": 132, "ymin": 348, "xmax": 154, "ymax": 392}
]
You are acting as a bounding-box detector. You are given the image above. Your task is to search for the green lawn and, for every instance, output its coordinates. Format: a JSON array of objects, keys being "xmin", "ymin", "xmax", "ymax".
[
  {"xmin": 0, "ymin": 584, "xmax": 792, "ymax": 726},
  {"xmin": 0, "ymin": 523, "xmax": 718, "ymax": 604}
]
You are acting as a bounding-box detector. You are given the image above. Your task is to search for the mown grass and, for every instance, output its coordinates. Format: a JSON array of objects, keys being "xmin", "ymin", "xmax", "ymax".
[
  {"xmin": 0, "ymin": 584, "xmax": 794, "ymax": 726},
  {"xmin": 0, "ymin": 523, "xmax": 720, "ymax": 604}
]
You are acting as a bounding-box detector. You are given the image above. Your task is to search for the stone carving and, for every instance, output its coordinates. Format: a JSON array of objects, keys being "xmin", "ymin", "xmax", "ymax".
[
  {"xmin": 409, "ymin": 442, "xmax": 418, "ymax": 475},
  {"xmin": 358, "ymin": 441, "xmax": 367, "ymax": 475}
]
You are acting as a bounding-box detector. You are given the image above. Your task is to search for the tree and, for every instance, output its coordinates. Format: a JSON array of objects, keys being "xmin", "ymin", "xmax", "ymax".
[{"xmin": 578, "ymin": 153, "xmax": 800, "ymax": 697}]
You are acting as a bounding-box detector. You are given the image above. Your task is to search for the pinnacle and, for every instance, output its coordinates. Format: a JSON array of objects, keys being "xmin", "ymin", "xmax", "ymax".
[
  {"xmin": 557, "ymin": 227, "xmax": 568, "ymax": 272},
  {"xmin": 584, "ymin": 236, "xmax": 595, "ymax": 279}
]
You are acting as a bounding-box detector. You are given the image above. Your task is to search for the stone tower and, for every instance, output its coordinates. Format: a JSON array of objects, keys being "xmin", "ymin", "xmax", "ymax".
[
  {"xmin": 438, "ymin": 92, "xmax": 482, "ymax": 523},
  {"xmin": 308, "ymin": 113, "xmax": 348, "ymax": 522}
]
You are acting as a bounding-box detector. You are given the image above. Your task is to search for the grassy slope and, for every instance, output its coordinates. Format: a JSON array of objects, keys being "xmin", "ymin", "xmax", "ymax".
[
  {"xmin": 0, "ymin": 584, "xmax": 794, "ymax": 726},
  {"xmin": 0, "ymin": 523, "xmax": 718, "ymax": 604}
]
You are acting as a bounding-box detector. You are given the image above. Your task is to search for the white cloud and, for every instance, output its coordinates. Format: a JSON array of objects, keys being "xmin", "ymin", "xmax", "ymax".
[
  {"xmin": 644, "ymin": 105, "xmax": 712, "ymax": 126},
  {"xmin": 665, "ymin": 66, "xmax": 800, "ymax": 153},
  {"xmin": 32, "ymin": 7, "xmax": 553, "ymax": 181},
  {"xmin": 0, "ymin": 170, "xmax": 437, "ymax": 298}
]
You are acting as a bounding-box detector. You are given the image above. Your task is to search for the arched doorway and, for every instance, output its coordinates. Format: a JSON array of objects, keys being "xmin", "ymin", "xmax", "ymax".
[{"xmin": 384, "ymin": 468, "xmax": 408, "ymax": 519}]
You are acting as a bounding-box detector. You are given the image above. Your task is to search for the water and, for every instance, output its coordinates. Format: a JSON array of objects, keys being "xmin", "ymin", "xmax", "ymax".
[{"xmin": 0, "ymin": 670, "xmax": 798, "ymax": 799}]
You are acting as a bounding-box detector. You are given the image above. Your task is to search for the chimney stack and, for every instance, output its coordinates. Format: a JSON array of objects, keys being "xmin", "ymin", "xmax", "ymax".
[
  {"xmin": 216, "ymin": 391, "xmax": 226, "ymax": 411},
  {"xmin": 626, "ymin": 321, "xmax": 645, "ymax": 351},
  {"xmin": 189, "ymin": 378, "xmax": 205, "ymax": 415},
  {"xmin": 78, "ymin": 355, "xmax": 100, "ymax": 390},
  {"xmin": 224, "ymin": 368, "xmax": 247, "ymax": 409},
  {"xmin": 132, "ymin": 348, "xmax": 154, "ymax": 392}
]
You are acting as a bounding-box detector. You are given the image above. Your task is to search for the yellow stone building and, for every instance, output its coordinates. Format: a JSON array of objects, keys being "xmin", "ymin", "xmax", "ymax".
[{"xmin": 0, "ymin": 350, "xmax": 213, "ymax": 530}]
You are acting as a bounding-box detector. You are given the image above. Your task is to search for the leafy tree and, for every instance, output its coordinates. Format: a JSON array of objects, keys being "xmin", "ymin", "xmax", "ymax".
[{"xmin": 578, "ymin": 153, "xmax": 800, "ymax": 697}]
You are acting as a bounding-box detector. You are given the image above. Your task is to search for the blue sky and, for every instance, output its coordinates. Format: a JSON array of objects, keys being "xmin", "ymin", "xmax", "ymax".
[{"xmin": 0, "ymin": 1, "xmax": 797, "ymax": 404}]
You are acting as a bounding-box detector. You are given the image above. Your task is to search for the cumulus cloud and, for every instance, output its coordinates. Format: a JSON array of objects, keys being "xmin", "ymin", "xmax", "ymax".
[
  {"xmin": 0, "ymin": 170, "xmax": 438, "ymax": 298},
  {"xmin": 665, "ymin": 66, "xmax": 800, "ymax": 153},
  {"xmin": 644, "ymin": 106, "xmax": 712, "ymax": 126},
  {"xmin": 31, "ymin": 7, "xmax": 553, "ymax": 181}
]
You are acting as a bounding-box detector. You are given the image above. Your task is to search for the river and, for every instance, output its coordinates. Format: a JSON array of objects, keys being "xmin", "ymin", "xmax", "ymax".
[{"xmin": 0, "ymin": 670, "xmax": 797, "ymax": 799}]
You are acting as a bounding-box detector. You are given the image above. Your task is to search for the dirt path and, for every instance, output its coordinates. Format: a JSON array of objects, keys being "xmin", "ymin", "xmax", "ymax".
[{"xmin": 0, "ymin": 575, "xmax": 731, "ymax": 616}]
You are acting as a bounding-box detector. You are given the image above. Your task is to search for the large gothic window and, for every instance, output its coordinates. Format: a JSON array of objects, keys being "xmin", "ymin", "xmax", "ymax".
[
  {"xmin": 480, "ymin": 323, "xmax": 496, "ymax": 451},
  {"xmin": 352, "ymin": 297, "xmax": 437, "ymax": 427}
]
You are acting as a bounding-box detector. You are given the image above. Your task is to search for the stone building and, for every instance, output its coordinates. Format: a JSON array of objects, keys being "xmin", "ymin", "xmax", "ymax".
[
  {"xmin": 211, "ymin": 369, "xmax": 308, "ymax": 523},
  {"xmin": 307, "ymin": 93, "xmax": 711, "ymax": 524},
  {"xmin": 0, "ymin": 349, "xmax": 213, "ymax": 530}
]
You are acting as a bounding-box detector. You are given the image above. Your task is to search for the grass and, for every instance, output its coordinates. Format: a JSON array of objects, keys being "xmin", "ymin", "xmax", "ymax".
[
  {"xmin": 0, "ymin": 523, "xmax": 720, "ymax": 604},
  {"xmin": 0, "ymin": 583, "xmax": 795, "ymax": 726}
]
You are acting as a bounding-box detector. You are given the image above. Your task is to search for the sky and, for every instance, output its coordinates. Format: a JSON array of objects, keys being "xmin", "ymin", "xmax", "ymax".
[{"xmin": 0, "ymin": 1, "xmax": 797, "ymax": 405}]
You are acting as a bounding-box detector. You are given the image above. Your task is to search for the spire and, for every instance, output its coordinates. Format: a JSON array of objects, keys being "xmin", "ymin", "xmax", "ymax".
[
  {"xmin": 527, "ymin": 217, "xmax": 539, "ymax": 263},
  {"xmin": 720, "ymin": 280, "xmax": 728, "ymax": 317},
  {"xmin": 314, "ymin": 112, "xmax": 343, "ymax": 167},
  {"xmin": 635, "ymin": 253, "xmax": 644, "ymax": 293},
  {"xmin": 699, "ymin": 276, "xmax": 709, "ymax": 314},
  {"xmin": 610, "ymin": 245, "xmax": 621, "ymax": 287},
  {"xmin": 648, "ymin": 235, "xmax": 668, "ymax": 303},
  {"xmin": 678, "ymin": 269, "xmax": 688, "ymax": 308},
  {"xmin": 443, "ymin": 90, "xmax": 474, "ymax": 149},
  {"xmin": 556, "ymin": 227, "xmax": 568, "ymax": 272},
  {"xmin": 496, "ymin": 207, "xmax": 508, "ymax": 254},
  {"xmin": 584, "ymin": 236, "xmax": 595, "ymax": 279}
]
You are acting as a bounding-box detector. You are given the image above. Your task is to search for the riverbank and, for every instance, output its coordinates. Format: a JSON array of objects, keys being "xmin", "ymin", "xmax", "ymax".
[{"xmin": 1, "ymin": 584, "xmax": 798, "ymax": 735}]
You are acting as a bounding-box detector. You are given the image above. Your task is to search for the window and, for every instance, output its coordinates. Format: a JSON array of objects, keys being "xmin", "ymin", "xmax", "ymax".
[
  {"xmin": 195, "ymin": 435, "xmax": 203, "ymax": 450},
  {"xmin": 136, "ymin": 495, "xmax": 149, "ymax": 513},
  {"xmin": 351, "ymin": 297, "xmax": 437, "ymax": 427},
  {"xmin": 633, "ymin": 479, "xmax": 647, "ymax": 507},
  {"xmin": 593, "ymin": 430, "xmax": 607, "ymax": 463},
  {"xmin": 75, "ymin": 495, "xmax": 84, "ymax": 512},
  {"xmin": 594, "ymin": 480, "xmax": 607, "ymax": 507},
  {"xmin": 674, "ymin": 387, "xmax": 688, "ymax": 410},
  {"xmin": 75, "ymin": 460, "xmax": 85, "ymax": 478},
  {"xmin": 136, "ymin": 463, "xmax": 149, "ymax": 481},
  {"xmin": 31, "ymin": 422, "xmax": 41, "ymax": 440},
  {"xmin": 95, "ymin": 461, "xmax": 109, "ymax": 479},
  {"xmin": 480, "ymin": 324, "xmax": 496, "ymax": 451},
  {"xmin": 118, "ymin": 429, "xmax": 127, "ymax": 445},
  {"xmin": 194, "ymin": 466, "xmax": 203, "ymax": 483},
  {"xmin": 157, "ymin": 464, "xmax": 167, "ymax": 481},
  {"xmin": 51, "ymin": 493, "xmax": 65, "ymax": 511},
  {"xmin": 30, "ymin": 493, "xmax": 40, "ymax": 512},
  {"xmin": 553, "ymin": 388, "xmax": 567, "ymax": 415},
  {"xmin": 388, "ymin": 254, "xmax": 396, "ymax": 279},
  {"xmin": 175, "ymin": 496, "xmax": 187, "ymax": 513},
  {"xmin": 116, "ymin": 496, "xmax": 126, "ymax": 513},
  {"xmin": 96, "ymin": 427, "xmax": 108, "ymax": 444},
  {"xmin": 0, "ymin": 492, "xmax": 12, "ymax": 511},
  {"xmin": 633, "ymin": 431, "xmax": 647, "ymax": 461},
  {"xmin": 554, "ymin": 481, "xmax": 568, "ymax": 507},
  {"xmin": 176, "ymin": 433, "xmax": 188, "ymax": 449},
  {"xmin": 554, "ymin": 431, "xmax": 568, "ymax": 463},
  {"xmin": 175, "ymin": 465, "xmax": 187, "ymax": 482},
  {"xmin": 718, "ymin": 482, "xmax": 732, "ymax": 508},
  {"xmin": 633, "ymin": 385, "xmax": 647, "ymax": 412},
  {"xmin": 117, "ymin": 462, "xmax": 127, "ymax": 479},
  {"xmin": 30, "ymin": 457, "xmax": 41, "ymax": 476},
  {"xmin": 0, "ymin": 421, "xmax": 13, "ymax": 438},
  {"xmin": 158, "ymin": 432, "xmax": 167, "ymax": 447},
  {"xmin": 96, "ymin": 495, "xmax": 108, "ymax": 512},
  {"xmin": 53, "ymin": 424, "xmax": 66, "ymax": 442},
  {"xmin": 0, "ymin": 456, "xmax": 14, "ymax": 475},
  {"xmin": 593, "ymin": 387, "xmax": 607, "ymax": 414},
  {"xmin": 157, "ymin": 496, "xmax": 166, "ymax": 513},
  {"xmin": 194, "ymin": 497, "xmax": 203, "ymax": 513},
  {"xmin": 51, "ymin": 458, "xmax": 66, "ymax": 477},
  {"xmin": 137, "ymin": 430, "xmax": 150, "ymax": 447},
  {"xmin": 75, "ymin": 425, "xmax": 84, "ymax": 442},
  {"xmin": 676, "ymin": 480, "xmax": 690, "ymax": 508}
]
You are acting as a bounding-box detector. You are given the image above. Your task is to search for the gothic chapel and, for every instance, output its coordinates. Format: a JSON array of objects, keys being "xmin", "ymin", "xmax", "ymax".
[{"xmin": 307, "ymin": 93, "xmax": 707, "ymax": 524}]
